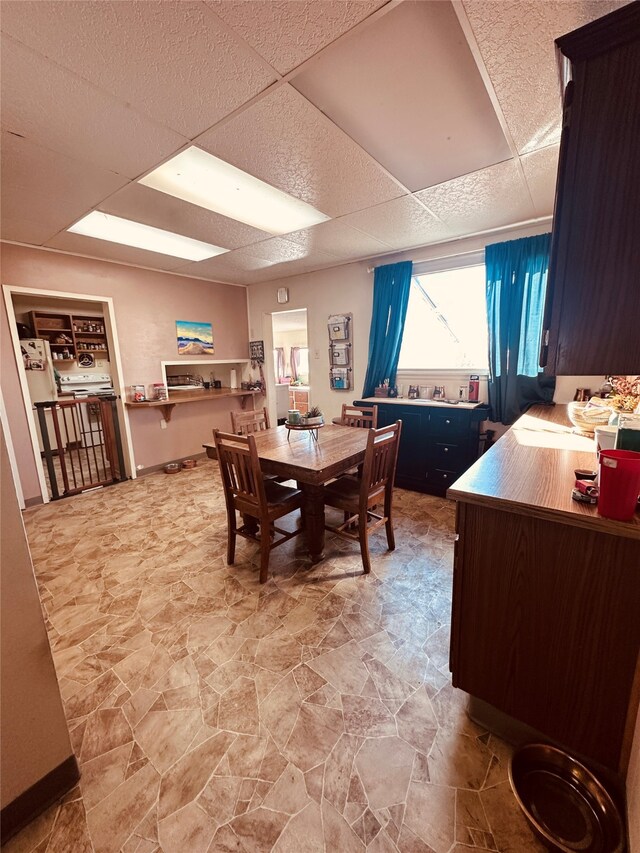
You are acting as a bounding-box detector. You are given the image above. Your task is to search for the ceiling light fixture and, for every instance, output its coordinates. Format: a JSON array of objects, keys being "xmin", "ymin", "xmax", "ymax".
[
  {"xmin": 67, "ymin": 211, "xmax": 228, "ymax": 261},
  {"xmin": 139, "ymin": 146, "xmax": 330, "ymax": 236}
]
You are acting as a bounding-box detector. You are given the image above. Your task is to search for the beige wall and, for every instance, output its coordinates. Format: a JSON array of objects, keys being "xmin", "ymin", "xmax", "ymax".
[
  {"xmin": 1, "ymin": 243, "xmax": 249, "ymax": 501},
  {"xmin": 0, "ymin": 417, "xmax": 73, "ymax": 808},
  {"xmin": 248, "ymin": 221, "xmax": 552, "ymax": 426}
]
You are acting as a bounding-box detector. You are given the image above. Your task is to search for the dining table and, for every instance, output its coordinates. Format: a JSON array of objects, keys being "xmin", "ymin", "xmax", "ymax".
[{"xmin": 204, "ymin": 423, "xmax": 369, "ymax": 563}]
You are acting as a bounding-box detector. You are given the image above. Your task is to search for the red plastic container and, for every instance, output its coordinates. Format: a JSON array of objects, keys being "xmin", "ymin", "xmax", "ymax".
[{"xmin": 598, "ymin": 449, "xmax": 640, "ymax": 521}]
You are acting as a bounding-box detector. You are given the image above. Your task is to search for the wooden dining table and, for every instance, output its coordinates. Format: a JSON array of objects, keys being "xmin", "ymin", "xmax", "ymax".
[{"xmin": 204, "ymin": 423, "xmax": 369, "ymax": 563}]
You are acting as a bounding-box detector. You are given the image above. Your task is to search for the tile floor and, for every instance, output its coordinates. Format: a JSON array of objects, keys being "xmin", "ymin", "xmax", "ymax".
[{"xmin": 7, "ymin": 461, "xmax": 545, "ymax": 853}]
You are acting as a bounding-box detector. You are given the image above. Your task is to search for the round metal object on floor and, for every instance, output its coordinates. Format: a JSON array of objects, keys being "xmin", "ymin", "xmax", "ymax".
[{"xmin": 509, "ymin": 744, "xmax": 625, "ymax": 853}]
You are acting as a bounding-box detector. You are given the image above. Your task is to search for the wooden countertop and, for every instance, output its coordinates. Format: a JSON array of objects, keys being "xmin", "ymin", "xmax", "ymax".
[
  {"xmin": 359, "ymin": 396, "xmax": 488, "ymax": 411},
  {"xmin": 125, "ymin": 388, "xmax": 256, "ymax": 421},
  {"xmin": 448, "ymin": 404, "xmax": 640, "ymax": 540}
]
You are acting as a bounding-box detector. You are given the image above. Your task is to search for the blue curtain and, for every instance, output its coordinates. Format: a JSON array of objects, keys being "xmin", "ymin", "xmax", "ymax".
[
  {"xmin": 486, "ymin": 234, "xmax": 555, "ymax": 425},
  {"xmin": 362, "ymin": 261, "xmax": 413, "ymax": 398}
]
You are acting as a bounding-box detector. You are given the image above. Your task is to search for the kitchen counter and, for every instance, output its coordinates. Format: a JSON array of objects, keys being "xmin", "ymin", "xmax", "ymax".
[
  {"xmin": 447, "ymin": 403, "xmax": 640, "ymax": 777},
  {"xmin": 360, "ymin": 396, "xmax": 484, "ymax": 410},
  {"xmin": 448, "ymin": 404, "xmax": 639, "ymax": 539}
]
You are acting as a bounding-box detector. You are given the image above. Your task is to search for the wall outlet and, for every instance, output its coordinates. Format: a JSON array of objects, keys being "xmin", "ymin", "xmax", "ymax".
[
  {"xmin": 136, "ymin": 464, "xmax": 144, "ymax": 471},
  {"xmin": 314, "ymin": 349, "xmax": 320, "ymax": 360},
  {"xmin": 160, "ymin": 418, "xmax": 167, "ymax": 429}
]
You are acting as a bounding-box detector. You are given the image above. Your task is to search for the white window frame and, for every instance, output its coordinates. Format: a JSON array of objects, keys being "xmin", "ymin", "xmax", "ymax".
[{"xmin": 398, "ymin": 250, "xmax": 489, "ymax": 379}]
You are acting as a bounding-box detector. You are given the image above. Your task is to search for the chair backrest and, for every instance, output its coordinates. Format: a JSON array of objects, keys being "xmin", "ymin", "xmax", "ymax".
[
  {"xmin": 213, "ymin": 430, "xmax": 266, "ymax": 514},
  {"xmin": 230, "ymin": 406, "xmax": 270, "ymax": 435},
  {"xmin": 341, "ymin": 403, "xmax": 378, "ymax": 429},
  {"xmin": 360, "ymin": 421, "xmax": 402, "ymax": 500}
]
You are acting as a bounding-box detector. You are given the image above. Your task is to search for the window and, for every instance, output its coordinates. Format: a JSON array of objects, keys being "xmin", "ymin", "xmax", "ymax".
[{"xmin": 398, "ymin": 264, "xmax": 488, "ymax": 370}]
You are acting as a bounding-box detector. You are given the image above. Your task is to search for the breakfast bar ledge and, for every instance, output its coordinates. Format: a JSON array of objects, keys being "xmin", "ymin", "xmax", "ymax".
[{"xmin": 125, "ymin": 388, "xmax": 257, "ymax": 422}]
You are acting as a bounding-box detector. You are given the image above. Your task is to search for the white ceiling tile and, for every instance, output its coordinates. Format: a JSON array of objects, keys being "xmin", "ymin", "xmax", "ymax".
[
  {"xmin": 208, "ymin": 0, "xmax": 386, "ymax": 75},
  {"xmin": 0, "ymin": 35, "xmax": 188, "ymax": 180},
  {"xmin": 415, "ymin": 160, "xmax": 537, "ymax": 235},
  {"xmin": 176, "ymin": 252, "xmax": 275, "ymax": 280},
  {"xmin": 1, "ymin": 132, "xmax": 128, "ymax": 244},
  {"xmin": 285, "ymin": 219, "xmax": 392, "ymax": 260},
  {"xmin": 462, "ymin": 0, "xmax": 628, "ymax": 154},
  {"xmin": 237, "ymin": 236, "xmax": 342, "ymax": 266},
  {"xmin": 100, "ymin": 183, "xmax": 269, "ymax": 250},
  {"xmin": 196, "ymin": 84, "xmax": 404, "ymax": 218},
  {"xmin": 45, "ymin": 231, "xmax": 190, "ymax": 271},
  {"xmin": 293, "ymin": 1, "xmax": 511, "ymax": 193},
  {"xmin": 520, "ymin": 144, "xmax": 560, "ymax": 217},
  {"xmin": 0, "ymin": 0, "xmax": 277, "ymax": 138},
  {"xmin": 340, "ymin": 195, "xmax": 452, "ymax": 251}
]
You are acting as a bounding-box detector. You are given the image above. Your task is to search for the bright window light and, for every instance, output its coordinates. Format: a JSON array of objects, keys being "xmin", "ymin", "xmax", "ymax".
[
  {"xmin": 68, "ymin": 211, "xmax": 228, "ymax": 261},
  {"xmin": 139, "ymin": 147, "xmax": 330, "ymax": 236}
]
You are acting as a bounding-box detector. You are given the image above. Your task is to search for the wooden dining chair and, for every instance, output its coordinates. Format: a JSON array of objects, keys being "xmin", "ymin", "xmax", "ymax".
[
  {"xmin": 230, "ymin": 406, "xmax": 270, "ymax": 435},
  {"xmin": 213, "ymin": 430, "xmax": 304, "ymax": 584},
  {"xmin": 341, "ymin": 403, "xmax": 378, "ymax": 429},
  {"xmin": 323, "ymin": 421, "xmax": 402, "ymax": 574}
]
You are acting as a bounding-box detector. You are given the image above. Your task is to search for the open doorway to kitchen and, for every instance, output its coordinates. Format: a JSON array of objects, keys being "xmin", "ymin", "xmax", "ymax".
[
  {"xmin": 3, "ymin": 286, "xmax": 135, "ymax": 504},
  {"xmin": 271, "ymin": 309, "xmax": 310, "ymax": 425}
]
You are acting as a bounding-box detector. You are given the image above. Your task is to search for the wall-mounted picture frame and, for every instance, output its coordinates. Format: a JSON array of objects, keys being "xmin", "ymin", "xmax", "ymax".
[
  {"xmin": 249, "ymin": 340, "xmax": 265, "ymax": 363},
  {"xmin": 176, "ymin": 320, "xmax": 214, "ymax": 355}
]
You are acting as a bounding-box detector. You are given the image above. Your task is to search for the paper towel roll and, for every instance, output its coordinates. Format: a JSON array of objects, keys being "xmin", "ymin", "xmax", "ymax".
[{"xmin": 230, "ymin": 369, "xmax": 238, "ymax": 389}]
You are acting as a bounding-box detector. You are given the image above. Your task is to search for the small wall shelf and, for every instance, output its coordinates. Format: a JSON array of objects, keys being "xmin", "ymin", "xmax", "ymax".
[{"xmin": 126, "ymin": 387, "xmax": 256, "ymax": 422}]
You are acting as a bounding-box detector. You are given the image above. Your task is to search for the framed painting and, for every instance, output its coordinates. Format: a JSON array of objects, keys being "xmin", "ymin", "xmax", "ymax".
[{"xmin": 176, "ymin": 321, "xmax": 214, "ymax": 355}]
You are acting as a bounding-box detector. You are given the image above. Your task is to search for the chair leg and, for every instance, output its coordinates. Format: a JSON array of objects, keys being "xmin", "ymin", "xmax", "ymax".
[
  {"xmin": 226, "ymin": 509, "xmax": 237, "ymax": 565},
  {"xmin": 259, "ymin": 527, "xmax": 271, "ymax": 584},
  {"xmin": 385, "ymin": 498, "xmax": 395, "ymax": 552},
  {"xmin": 359, "ymin": 514, "xmax": 371, "ymax": 574}
]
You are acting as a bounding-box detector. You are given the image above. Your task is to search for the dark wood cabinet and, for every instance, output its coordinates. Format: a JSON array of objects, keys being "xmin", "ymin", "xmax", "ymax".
[
  {"xmin": 541, "ymin": 4, "xmax": 640, "ymax": 375},
  {"xmin": 356, "ymin": 400, "xmax": 488, "ymax": 496},
  {"xmin": 448, "ymin": 405, "xmax": 640, "ymax": 776}
]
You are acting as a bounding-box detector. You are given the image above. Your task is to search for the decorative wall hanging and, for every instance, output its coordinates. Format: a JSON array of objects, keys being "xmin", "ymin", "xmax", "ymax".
[
  {"xmin": 328, "ymin": 314, "xmax": 353, "ymax": 391},
  {"xmin": 249, "ymin": 340, "xmax": 265, "ymax": 363},
  {"xmin": 176, "ymin": 321, "xmax": 214, "ymax": 355}
]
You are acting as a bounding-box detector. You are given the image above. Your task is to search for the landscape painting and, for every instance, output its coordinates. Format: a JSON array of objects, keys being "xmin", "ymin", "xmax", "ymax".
[{"xmin": 176, "ymin": 320, "xmax": 214, "ymax": 355}]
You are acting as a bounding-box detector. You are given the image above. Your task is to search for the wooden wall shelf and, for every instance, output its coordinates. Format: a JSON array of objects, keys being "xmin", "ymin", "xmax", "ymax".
[{"xmin": 125, "ymin": 388, "xmax": 256, "ymax": 422}]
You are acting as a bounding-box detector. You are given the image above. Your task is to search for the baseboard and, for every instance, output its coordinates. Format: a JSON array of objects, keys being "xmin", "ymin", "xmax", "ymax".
[
  {"xmin": 1, "ymin": 754, "xmax": 80, "ymax": 844},
  {"xmin": 24, "ymin": 495, "xmax": 44, "ymax": 508},
  {"xmin": 137, "ymin": 450, "xmax": 208, "ymax": 476}
]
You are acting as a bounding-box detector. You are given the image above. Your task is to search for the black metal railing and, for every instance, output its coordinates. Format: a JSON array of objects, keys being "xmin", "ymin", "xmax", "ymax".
[{"xmin": 35, "ymin": 395, "xmax": 126, "ymax": 499}]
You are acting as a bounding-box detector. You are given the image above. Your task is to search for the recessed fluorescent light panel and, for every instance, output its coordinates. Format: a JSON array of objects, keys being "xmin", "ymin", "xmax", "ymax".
[
  {"xmin": 68, "ymin": 211, "xmax": 228, "ymax": 261},
  {"xmin": 139, "ymin": 146, "xmax": 330, "ymax": 236}
]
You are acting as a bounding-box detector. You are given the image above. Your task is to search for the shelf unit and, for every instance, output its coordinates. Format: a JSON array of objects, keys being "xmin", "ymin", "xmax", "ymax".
[
  {"xmin": 72, "ymin": 315, "xmax": 109, "ymax": 359},
  {"xmin": 30, "ymin": 311, "xmax": 76, "ymax": 360},
  {"xmin": 29, "ymin": 310, "xmax": 109, "ymax": 363}
]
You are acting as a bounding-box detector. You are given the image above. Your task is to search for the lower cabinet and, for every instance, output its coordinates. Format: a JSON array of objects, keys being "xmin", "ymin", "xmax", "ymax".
[
  {"xmin": 450, "ymin": 501, "xmax": 640, "ymax": 775},
  {"xmin": 355, "ymin": 402, "xmax": 489, "ymax": 496}
]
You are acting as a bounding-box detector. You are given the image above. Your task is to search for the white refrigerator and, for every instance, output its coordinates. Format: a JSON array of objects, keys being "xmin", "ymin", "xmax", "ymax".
[{"xmin": 21, "ymin": 339, "xmax": 59, "ymax": 452}]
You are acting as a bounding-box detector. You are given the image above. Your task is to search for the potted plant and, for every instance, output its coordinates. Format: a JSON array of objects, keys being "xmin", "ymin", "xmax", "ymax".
[{"xmin": 301, "ymin": 405, "xmax": 324, "ymax": 426}]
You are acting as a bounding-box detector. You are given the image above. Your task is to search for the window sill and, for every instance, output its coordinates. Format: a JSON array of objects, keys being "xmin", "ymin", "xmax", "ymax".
[{"xmin": 397, "ymin": 368, "xmax": 489, "ymax": 377}]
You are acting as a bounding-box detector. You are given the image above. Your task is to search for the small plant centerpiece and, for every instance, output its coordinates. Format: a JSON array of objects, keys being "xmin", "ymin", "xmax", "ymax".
[{"xmin": 301, "ymin": 405, "xmax": 324, "ymax": 426}]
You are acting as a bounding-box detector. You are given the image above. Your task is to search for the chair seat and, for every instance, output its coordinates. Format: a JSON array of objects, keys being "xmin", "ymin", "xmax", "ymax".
[
  {"xmin": 264, "ymin": 480, "xmax": 302, "ymax": 507},
  {"xmin": 324, "ymin": 474, "xmax": 384, "ymax": 511}
]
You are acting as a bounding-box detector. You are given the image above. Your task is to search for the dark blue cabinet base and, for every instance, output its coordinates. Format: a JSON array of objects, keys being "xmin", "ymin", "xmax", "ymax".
[{"xmin": 356, "ymin": 401, "xmax": 489, "ymax": 496}]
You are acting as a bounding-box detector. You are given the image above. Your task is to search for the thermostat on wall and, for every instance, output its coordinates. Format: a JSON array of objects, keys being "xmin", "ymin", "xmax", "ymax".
[{"xmin": 277, "ymin": 287, "xmax": 289, "ymax": 304}]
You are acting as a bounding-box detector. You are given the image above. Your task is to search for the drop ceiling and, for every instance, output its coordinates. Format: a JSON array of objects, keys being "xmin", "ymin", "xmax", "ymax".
[{"xmin": 0, "ymin": 0, "xmax": 628, "ymax": 286}]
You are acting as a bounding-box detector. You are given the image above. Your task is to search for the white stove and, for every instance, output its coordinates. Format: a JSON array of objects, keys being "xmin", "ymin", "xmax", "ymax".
[{"xmin": 58, "ymin": 373, "xmax": 113, "ymax": 398}]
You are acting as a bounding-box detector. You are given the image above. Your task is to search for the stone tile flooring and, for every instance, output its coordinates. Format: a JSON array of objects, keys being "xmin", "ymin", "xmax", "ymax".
[{"xmin": 7, "ymin": 461, "xmax": 545, "ymax": 853}]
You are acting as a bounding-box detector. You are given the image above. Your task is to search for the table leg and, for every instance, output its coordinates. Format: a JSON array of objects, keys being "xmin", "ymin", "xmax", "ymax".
[{"xmin": 302, "ymin": 483, "xmax": 325, "ymax": 563}]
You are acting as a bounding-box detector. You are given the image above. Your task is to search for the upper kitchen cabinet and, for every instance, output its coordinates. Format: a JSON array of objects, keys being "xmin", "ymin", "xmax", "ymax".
[{"xmin": 541, "ymin": 4, "xmax": 640, "ymax": 376}]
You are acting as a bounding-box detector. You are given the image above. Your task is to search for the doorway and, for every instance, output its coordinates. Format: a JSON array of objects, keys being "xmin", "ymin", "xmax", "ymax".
[
  {"xmin": 271, "ymin": 309, "xmax": 310, "ymax": 424},
  {"xmin": 3, "ymin": 286, "xmax": 135, "ymax": 504}
]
